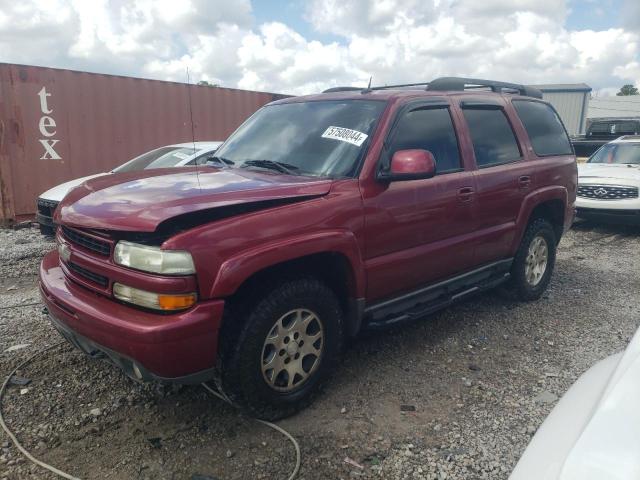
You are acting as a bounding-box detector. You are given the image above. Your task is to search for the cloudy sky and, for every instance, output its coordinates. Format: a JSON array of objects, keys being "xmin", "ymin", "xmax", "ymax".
[{"xmin": 0, "ymin": 0, "xmax": 638, "ymax": 95}]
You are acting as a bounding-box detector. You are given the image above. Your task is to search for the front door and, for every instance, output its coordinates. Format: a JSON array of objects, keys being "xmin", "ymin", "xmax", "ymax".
[{"xmin": 361, "ymin": 103, "xmax": 477, "ymax": 302}]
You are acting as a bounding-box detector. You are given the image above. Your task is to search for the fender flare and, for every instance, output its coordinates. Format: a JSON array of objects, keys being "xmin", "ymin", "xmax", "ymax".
[
  {"xmin": 209, "ymin": 229, "xmax": 366, "ymax": 301},
  {"xmin": 510, "ymin": 186, "xmax": 568, "ymax": 253}
]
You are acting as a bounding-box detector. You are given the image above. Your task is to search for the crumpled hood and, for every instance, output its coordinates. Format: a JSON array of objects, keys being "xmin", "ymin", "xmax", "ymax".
[
  {"xmin": 56, "ymin": 167, "xmax": 333, "ymax": 232},
  {"xmin": 578, "ymin": 163, "xmax": 640, "ymax": 182}
]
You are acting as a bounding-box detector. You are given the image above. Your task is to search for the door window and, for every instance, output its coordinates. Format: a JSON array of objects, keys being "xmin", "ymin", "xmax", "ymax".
[
  {"xmin": 386, "ymin": 107, "xmax": 461, "ymax": 174},
  {"xmin": 462, "ymin": 108, "xmax": 521, "ymax": 167}
]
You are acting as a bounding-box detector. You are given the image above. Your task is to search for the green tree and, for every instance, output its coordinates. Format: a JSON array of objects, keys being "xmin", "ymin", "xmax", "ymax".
[
  {"xmin": 616, "ymin": 84, "xmax": 639, "ymax": 96},
  {"xmin": 197, "ymin": 80, "xmax": 220, "ymax": 87}
]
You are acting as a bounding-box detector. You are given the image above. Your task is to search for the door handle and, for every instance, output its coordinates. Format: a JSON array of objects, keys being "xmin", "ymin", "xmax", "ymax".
[
  {"xmin": 518, "ymin": 175, "xmax": 532, "ymax": 188},
  {"xmin": 458, "ymin": 186, "xmax": 474, "ymax": 202}
]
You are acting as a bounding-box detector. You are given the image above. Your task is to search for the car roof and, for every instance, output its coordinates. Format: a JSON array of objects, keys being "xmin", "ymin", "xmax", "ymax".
[
  {"xmin": 610, "ymin": 135, "xmax": 640, "ymax": 144},
  {"xmin": 169, "ymin": 141, "xmax": 224, "ymax": 150},
  {"xmin": 270, "ymin": 88, "xmax": 537, "ymax": 105}
]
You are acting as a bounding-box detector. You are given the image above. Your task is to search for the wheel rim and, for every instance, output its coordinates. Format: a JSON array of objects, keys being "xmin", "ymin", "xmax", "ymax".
[
  {"xmin": 525, "ymin": 235, "xmax": 548, "ymax": 287},
  {"xmin": 261, "ymin": 308, "xmax": 324, "ymax": 392}
]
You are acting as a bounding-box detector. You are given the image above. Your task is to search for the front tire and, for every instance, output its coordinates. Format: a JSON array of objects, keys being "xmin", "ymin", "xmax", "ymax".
[
  {"xmin": 510, "ymin": 218, "xmax": 557, "ymax": 301},
  {"xmin": 219, "ymin": 277, "xmax": 344, "ymax": 420}
]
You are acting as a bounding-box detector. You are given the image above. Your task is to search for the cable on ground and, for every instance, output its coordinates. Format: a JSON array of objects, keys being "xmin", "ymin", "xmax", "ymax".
[
  {"xmin": 201, "ymin": 382, "xmax": 301, "ymax": 480},
  {"xmin": 0, "ymin": 341, "xmax": 80, "ymax": 480},
  {"xmin": 1, "ymin": 343, "xmax": 301, "ymax": 480}
]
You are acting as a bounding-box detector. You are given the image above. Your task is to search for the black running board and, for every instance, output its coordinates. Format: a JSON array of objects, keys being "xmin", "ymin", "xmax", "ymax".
[{"xmin": 364, "ymin": 259, "xmax": 512, "ymax": 330}]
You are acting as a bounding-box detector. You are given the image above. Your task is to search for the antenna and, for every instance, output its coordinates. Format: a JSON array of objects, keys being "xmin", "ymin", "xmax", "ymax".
[
  {"xmin": 367, "ymin": 76, "xmax": 372, "ymax": 89},
  {"xmin": 186, "ymin": 67, "xmax": 201, "ymax": 191}
]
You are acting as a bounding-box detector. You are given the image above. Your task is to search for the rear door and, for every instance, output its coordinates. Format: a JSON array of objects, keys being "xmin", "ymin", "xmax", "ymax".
[
  {"xmin": 457, "ymin": 98, "xmax": 534, "ymax": 265},
  {"xmin": 361, "ymin": 100, "xmax": 477, "ymax": 302}
]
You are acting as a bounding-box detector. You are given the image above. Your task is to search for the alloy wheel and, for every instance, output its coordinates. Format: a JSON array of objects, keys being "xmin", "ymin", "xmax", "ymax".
[
  {"xmin": 525, "ymin": 235, "xmax": 548, "ymax": 286},
  {"xmin": 261, "ymin": 308, "xmax": 324, "ymax": 392}
]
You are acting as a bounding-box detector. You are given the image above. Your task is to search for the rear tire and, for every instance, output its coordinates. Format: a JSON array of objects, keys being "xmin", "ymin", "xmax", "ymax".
[
  {"xmin": 218, "ymin": 277, "xmax": 344, "ymax": 420},
  {"xmin": 510, "ymin": 218, "xmax": 556, "ymax": 301}
]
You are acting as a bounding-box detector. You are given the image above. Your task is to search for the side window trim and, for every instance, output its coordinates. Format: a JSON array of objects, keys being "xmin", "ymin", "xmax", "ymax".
[
  {"xmin": 461, "ymin": 105, "xmax": 524, "ymax": 168},
  {"xmin": 379, "ymin": 101, "xmax": 464, "ymax": 176}
]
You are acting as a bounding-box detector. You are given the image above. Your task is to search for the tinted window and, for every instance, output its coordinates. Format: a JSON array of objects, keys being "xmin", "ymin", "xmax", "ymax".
[
  {"xmin": 462, "ymin": 108, "xmax": 521, "ymax": 167},
  {"xmin": 214, "ymin": 100, "xmax": 385, "ymax": 178},
  {"xmin": 589, "ymin": 121, "xmax": 639, "ymax": 136},
  {"xmin": 387, "ymin": 107, "xmax": 461, "ymax": 173},
  {"xmin": 513, "ymin": 100, "xmax": 572, "ymax": 156}
]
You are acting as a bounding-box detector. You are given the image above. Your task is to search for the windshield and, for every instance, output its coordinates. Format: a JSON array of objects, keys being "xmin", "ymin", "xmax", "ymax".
[
  {"xmin": 588, "ymin": 143, "xmax": 640, "ymax": 165},
  {"xmin": 213, "ymin": 100, "xmax": 386, "ymax": 177},
  {"xmin": 113, "ymin": 146, "xmax": 197, "ymax": 173}
]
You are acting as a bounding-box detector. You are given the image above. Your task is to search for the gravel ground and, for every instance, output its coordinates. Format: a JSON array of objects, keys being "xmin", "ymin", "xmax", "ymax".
[{"xmin": 0, "ymin": 221, "xmax": 639, "ymax": 480}]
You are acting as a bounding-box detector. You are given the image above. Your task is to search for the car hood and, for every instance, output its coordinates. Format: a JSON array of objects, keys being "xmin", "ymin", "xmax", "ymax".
[
  {"xmin": 39, "ymin": 173, "xmax": 108, "ymax": 202},
  {"xmin": 510, "ymin": 325, "xmax": 640, "ymax": 480},
  {"xmin": 56, "ymin": 167, "xmax": 333, "ymax": 232},
  {"xmin": 578, "ymin": 163, "xmax": 640, "ymax": 182}
]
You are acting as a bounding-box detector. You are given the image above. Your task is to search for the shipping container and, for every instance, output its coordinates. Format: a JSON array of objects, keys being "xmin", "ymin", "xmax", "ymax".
[{"xmin": 0, "ymin": 63, "xmax": 287, "ymax": 224}]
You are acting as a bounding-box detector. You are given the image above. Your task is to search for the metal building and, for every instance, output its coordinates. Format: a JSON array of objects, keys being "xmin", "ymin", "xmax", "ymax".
[
  {"xmin": 528, "ymin": 83, "xmax": 592, "ymax": 136},
  {"xmin": 587, "ymin": 95, "xmax": 640, "ymax": 120},
  {"xmin": 0, "ymin": 63, "xmax": 287, "ymax": 224}
]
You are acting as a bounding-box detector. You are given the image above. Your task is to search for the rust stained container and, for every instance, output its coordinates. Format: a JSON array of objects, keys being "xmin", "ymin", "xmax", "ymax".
[{"xmin": 0, "ymin": 63, "xmax": 287, "ymax": 224}]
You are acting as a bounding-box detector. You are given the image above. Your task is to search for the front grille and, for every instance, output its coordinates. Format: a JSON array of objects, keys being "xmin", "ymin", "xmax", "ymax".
[
  {"xmin": 37, "ymin": 198, "xmax": 59, "ymax": 217},
  {"xmin": 577, "ymin": 185, "xmax": 639, "ymax": 200},
  {"xmin": 67, "ymin": 262, "xmax": 109, "ymax": 287},
  {"xmin": 62, "ymin": 226, "xmax": 111, "ymax": 256}
]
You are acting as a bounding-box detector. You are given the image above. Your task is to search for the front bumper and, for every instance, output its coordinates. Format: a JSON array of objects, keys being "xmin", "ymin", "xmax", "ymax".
[
  {"xmin": 39, "ymin": 250, "xmax": 225, "ymax": 383},
  {"xmin": 576, "ymin": 207, "xmax": 640, "ymax": 225}
]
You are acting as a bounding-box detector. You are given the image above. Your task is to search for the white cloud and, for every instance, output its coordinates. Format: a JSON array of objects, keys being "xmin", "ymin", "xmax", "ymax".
[{"xmin": 0, "ymin": 0, "xmax": 637, "ymax": 96}]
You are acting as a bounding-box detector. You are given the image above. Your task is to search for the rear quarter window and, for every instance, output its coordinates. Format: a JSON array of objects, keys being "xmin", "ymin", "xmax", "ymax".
[{"xmin": 512, "ymin": 100, "xmax": 573, "ymax": 156}]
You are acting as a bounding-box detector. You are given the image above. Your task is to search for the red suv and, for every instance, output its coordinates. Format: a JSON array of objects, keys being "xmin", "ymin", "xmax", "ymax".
[{"xmin": 40, "ymin": 78, "xmax": 577, "ymax": 419}]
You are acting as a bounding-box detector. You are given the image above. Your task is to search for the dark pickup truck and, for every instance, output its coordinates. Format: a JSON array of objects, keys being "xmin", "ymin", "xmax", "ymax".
[
  {"xmin": 40, "ymin": 77, "xmax": 577, "ymax": 419},
  {"xmin": 572, "ymin": 118, "xmax": 640, "ymax": 159}
]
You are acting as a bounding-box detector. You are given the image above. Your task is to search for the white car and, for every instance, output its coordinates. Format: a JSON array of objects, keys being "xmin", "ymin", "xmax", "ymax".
[
  {"xmin": 510, "ymin": 325, "xmax": 640, "ymax": 479},
  {"xmin": 36, "ymin": 141, "xmax": 223, "ymax": 234},
  {"xmin": 575, "ymin": 135, "xmax": 640, "ymax": 224}
]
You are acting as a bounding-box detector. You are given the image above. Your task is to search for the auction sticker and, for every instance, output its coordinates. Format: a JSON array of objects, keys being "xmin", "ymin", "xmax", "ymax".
[{"xmin": 321, "ymin": 126, "xmax": 368, "ymax": 147}]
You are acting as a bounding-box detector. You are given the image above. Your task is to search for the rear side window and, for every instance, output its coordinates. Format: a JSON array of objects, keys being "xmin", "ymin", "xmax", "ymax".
[
  {"xmin": 387, "ymin": 107, "xmax": 461, "ymax": 173},
  {"xmin": 512, "ymin": 100, "xmax": 573, "ymax": 156},
  {"xmin": 462, "ymin": 108, "xmax": 521, "ymax": 167}
]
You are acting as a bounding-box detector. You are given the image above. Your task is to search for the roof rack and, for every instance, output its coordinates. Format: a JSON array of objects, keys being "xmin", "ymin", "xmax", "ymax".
[
  {"xmin": 427, "ymin": 77, "xmax": 543, "ymax": 99},
  {"xmin": 322, "ymin": 77, "xmax": 544, "ymax": 99},
  {"xmin": 322, "ymin": 86, "xmax": 363, "ymax": 93}
]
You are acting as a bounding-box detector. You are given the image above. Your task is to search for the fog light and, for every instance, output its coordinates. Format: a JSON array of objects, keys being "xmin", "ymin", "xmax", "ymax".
[{"xmin": 113, "ymin": 283, "xmax": 196, "ymax": 311}]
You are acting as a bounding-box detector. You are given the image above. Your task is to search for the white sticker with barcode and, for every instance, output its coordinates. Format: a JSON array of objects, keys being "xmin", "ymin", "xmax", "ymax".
[{"xmin": 321, "ymin": 126, "xmax": 368, "ymax": 147}]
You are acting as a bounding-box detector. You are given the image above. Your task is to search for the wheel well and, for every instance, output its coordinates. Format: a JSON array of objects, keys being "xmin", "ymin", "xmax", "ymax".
[
  {"xmin": 230, "ymin": 252, "xmax": 356, "ymax": 314},
  {"xmin": 529, "ymin": 200, "xmax": 564, "ymax": 241}
]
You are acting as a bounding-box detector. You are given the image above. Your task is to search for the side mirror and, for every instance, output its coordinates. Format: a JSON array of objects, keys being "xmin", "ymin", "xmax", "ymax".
[{"xmin": 379, "ymin": 149, "xmax": 436, "ymax": 181}]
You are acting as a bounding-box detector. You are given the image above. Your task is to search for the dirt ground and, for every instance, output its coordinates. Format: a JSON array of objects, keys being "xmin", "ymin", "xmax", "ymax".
[{"xmin": 1, "ymin": 220, "xmax": 639, "ymax": 480}]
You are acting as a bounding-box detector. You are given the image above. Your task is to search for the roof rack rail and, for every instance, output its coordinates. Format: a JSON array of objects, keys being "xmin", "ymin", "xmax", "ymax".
[
  {"xmin": 427, "ymin": 77, "xmax": 543, "ymax": 99},
  {"xmin": 370, "ymin": 82, "xmax": 431, "ymax": 90},
  {"xmin": 322, "ymin": 86, "xmax": 363, "ymax": 93}
]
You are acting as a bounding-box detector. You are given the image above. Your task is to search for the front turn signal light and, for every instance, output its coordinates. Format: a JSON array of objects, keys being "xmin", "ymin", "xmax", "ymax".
[{"xmin": 113, "ymin": 283, "xmax": 197, "ymax": 311}]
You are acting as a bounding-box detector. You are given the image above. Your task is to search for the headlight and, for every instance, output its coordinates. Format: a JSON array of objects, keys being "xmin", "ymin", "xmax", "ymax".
[
  {"xmin": 114, "ymin": 241, "xmax": 195, "ymax": 275},
  {"xmin": 113, "ymin": 283, "xmax": 196, "ymax": 311}
]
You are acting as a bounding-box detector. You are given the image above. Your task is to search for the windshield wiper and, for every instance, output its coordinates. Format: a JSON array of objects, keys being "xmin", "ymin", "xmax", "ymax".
[
  {"xmin": 241, "ymin": 159, "xmax": 299, "ymax": 175},
  {"xmin": 205, "ymin": 156, "xmax": 235, "ymax": 167}
]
